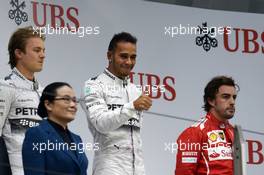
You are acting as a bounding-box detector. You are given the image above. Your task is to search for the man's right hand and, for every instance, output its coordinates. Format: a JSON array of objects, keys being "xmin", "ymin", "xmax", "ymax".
[{"xmin": 133, "ymin": 94, "xmax": 152, "ymax": 111}]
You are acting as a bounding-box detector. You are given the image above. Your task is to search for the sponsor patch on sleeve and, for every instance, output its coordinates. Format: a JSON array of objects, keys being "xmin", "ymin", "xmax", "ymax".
[
  {"xmin": 85, "ymin": 86, "xmax": 91, "ymax": 95},
  {"xmin": 182, "ymin": 151, "xmax": 198, "ymax": 156},
  {"xmin": 182, "ymin": 157, "xmax": 197, "ymax": 163}
]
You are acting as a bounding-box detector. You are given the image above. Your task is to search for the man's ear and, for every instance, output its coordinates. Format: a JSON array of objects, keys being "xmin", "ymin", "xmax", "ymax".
[
  {"xmin": 44, "ymin": 100, "xmax": 52, "ymax": 112},
  {"xmin": 208, "ymin": 98, "xmax": 215, "ymax": 108},
  {"xmin": 107, "ymin": 51, "xmax": 113, "ymax": 63},
  {"xmin": 14, "ymin": 49, "xmax": 23, "ymax": 60}
]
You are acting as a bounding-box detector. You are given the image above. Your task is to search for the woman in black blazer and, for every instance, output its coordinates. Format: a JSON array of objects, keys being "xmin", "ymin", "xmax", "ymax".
[{"xmin": 22, "ymin": 82, "xmax": 88, "ymax": 175}]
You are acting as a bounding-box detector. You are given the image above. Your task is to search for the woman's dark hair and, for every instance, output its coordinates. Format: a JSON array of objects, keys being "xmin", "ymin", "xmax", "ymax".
[
  {"xmin": 37, "ymin": 82, "xmax": 71, "ymax": 118},
  {"xmin": 203, "ymin": 76, "xmax": 239, "ymax": 112}
]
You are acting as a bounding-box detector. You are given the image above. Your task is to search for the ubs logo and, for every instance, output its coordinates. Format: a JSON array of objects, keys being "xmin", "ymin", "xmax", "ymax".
[{"xmin": 8, "ymin": 0, "xmax": 28, "ymax": 25}]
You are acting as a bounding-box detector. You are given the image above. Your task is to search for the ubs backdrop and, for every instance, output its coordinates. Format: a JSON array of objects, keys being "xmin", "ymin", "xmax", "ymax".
[{"xmin": 1, "ymin": 0, "xmax": 263, "ymax": 174}]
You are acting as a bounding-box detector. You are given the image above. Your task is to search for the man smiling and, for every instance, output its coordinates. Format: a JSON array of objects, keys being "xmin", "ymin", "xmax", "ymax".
[{"xmin": 82, "ymin": 32, "xmax": 152, "ymax": 175}]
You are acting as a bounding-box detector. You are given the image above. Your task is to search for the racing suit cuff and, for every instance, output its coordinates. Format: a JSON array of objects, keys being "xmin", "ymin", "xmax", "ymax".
[{"xmin": 121, "ymin": 101, "xmax": 136, "ymax": 117}]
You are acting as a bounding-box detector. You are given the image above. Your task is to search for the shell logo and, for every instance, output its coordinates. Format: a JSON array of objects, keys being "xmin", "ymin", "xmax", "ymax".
[{"xmin": 209, "ymin": 133, "xmax": 218, "ymax": 142}]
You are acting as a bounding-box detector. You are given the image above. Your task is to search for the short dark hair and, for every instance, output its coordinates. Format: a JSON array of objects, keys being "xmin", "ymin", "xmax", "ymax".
[
  {"xmin": 8, "ymin": 26, "xmax": 45, "ymax": 69},
  {"xmin": 203, "ymin": 76, "xmax": 239, "ymax": 112},
  {"xmin": 108, "ymin": 32, "xmax": 137, "ymax": 52},
  {"xmin": 37, "ymin": 82, "xmax": 71, "ymax": 118}
]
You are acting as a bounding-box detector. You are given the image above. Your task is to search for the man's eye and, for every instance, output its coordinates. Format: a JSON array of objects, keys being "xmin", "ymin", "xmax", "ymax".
[
  {"xmin": 222, "ymin": 95, "xmax": 230, "ymax": 99},
  {"xmin": 120, "ymin": 55, "xmax": 128, "ymax": 59}
]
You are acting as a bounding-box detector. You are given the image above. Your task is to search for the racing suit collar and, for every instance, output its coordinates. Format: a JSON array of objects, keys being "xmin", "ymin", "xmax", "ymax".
[
  {"xmin": 206, "ymin": 112, "xmax": 231, "ymax": 129},
  {"xmin": 12, "ymin": 67, "xmax": 38, "ymax": 90},
  {"xmin": 104, "ymin": 68, "xmax": 130, "ymax": 87}
]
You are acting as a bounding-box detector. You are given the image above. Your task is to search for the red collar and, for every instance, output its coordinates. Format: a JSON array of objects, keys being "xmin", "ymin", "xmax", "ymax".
[{"xmin": 206, "ymin": 112, "xmax": 232, "ymax": 129}]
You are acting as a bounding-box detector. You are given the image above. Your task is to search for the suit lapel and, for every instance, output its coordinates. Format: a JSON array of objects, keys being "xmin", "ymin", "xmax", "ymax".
[{"xmin": 41, "ymin": 120, "xmax": 81, "ymax": 169}]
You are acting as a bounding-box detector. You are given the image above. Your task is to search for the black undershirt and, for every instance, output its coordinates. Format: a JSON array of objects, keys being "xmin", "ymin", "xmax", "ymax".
[
  {"xmin": 47, "ymin": 119, "xmax": 73, "ymax": 145},
  {"xmin": 47, "ymin": 119, "xmax": 77, "ymax": 157}
]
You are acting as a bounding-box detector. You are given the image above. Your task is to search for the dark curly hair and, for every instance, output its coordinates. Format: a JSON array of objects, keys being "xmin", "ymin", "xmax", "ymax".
[{"xmin": 203, "ymin": 76, "xmax": 239, "ymax": 112}]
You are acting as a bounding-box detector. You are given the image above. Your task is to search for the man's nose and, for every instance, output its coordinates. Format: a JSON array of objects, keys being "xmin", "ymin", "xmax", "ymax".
[
  {"xmin": 125, "ymin": 57, "xmax": 133, "ymax": 64},
  {"xmin": 230, "ymin": 97, "xmax": 235, "ymax": 105},
  {"xmin": 40, "ymin": 50, "xmax": 45, "ymax": 59}
]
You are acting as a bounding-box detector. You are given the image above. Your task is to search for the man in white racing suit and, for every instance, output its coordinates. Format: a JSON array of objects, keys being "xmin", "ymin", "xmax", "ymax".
[
  {"xmin": 81, "ymin": 32, "xmax": 152, "ymax": 175},
  {"xmin": 0, "ymin": 26, "xmax": 45, "ymax": 175}
]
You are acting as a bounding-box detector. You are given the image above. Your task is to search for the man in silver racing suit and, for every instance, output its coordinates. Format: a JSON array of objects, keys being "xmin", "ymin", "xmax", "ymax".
[
  {"xmin": 81, "ymin": 32, "xmax": 152, "ymax": 175},
  {"xmin": 0, "ymin": 26, "xmax": 45, "ymax": 175}
]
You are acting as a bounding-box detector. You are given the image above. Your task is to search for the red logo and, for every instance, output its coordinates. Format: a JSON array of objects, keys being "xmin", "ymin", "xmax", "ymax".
[
  {"xmin": 224, "ymin": 28, "xmax": 264, "ymax": 54},
  {"xmin": 247, "ymin": 140, "xmax": 264, "ymax": 165},
  {"xmin": 130, "ymin": 72, "xmax": 176, "ymax": 101},
  {"xmin": 209, "ymin": 151, "xmax": 220, "ymax": 158},
  {"xmin": 31, "ymin": 1, "xmax": 79, "ymax": 29}
]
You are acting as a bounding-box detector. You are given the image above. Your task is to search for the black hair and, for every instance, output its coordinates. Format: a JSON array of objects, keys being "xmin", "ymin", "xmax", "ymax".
[
  {"xmin": 37, "ymin": 82, "xmax": 71, "ymax": 118},
  {"xmin": 203, "ymin": 76, "xmax": 239, "ymax": 112},
  {"xmin": 108, "ymin": 32, "xmax": 137, "ymax": 52}
]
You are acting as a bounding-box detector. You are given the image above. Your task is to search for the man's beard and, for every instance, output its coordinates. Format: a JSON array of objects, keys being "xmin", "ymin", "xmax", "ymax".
[{"xmin": 223, "ymin": 108, "xmax": 235, "ymax": 119}]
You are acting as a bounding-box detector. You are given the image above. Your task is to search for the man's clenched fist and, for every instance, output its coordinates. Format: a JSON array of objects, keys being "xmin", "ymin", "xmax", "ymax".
[{"xmin": 133, "ymin": 94, "xmax": 152, "ymax": 111}]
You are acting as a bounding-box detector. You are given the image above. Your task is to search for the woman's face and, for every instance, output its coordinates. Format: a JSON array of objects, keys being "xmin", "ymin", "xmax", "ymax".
[{"xmin": 46, "ymin": 86, "xmax": 77, "ymax": 123}]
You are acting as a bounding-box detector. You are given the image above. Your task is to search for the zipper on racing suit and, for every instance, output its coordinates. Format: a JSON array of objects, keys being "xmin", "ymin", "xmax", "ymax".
[
  {"xmin": 124, "ymin": 80, "xmax": 136, "ymax": 175},
  {"xmin": 33, "ymin": 80, "xmax": 41, "ymax": 99},
  {"xmin": 130, "ymin": 126, "xmax": 135, "ymax": 175}
]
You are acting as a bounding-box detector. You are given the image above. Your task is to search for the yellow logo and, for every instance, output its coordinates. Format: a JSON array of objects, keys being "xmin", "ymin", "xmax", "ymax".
[{"xmin": 209, "ymin": 133, "xmax": 218, "ymax": 142}]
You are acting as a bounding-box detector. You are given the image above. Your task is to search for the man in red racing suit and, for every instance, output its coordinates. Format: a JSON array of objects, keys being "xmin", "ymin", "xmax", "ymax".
[
  {"xmin": 175, "ymin": 76, "xmax": 238, "ymax": 175},
  {"xmin": 175, "ymin": 112, "xmax": 234, "ymax": 175}
]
